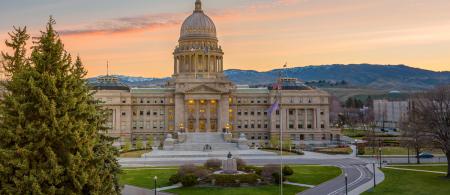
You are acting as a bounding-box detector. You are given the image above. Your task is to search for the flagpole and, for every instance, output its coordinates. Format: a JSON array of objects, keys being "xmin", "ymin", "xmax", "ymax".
[{"xmin": 279, "ymin": 69, "xmax": 283, "ymax": 195}]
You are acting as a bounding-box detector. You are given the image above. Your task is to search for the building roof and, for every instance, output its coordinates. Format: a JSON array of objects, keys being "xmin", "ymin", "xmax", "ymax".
[
  {"xmin": 235, "ymin": 87, "xmax": 270, "ymax": 94},
  {"xmin": 131, "ymin": 88, "xmax": 175, "ymax": 94},
  {"xmin": 268, "ymin": 77, "xmax": 312, "ymax": 91},
  {"xmin": 89, "ymin": 76, "xmax": 130, "ymax": 91}
]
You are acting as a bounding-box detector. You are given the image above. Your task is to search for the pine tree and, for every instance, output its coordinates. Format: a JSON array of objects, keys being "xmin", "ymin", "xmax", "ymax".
[
  {"xmin": 1, "ymin": 26, "xmax": 30, "ymax": 75},
  {"xmin": 0, "ymin": 17, "xmax": 120, "ymax": 194}
]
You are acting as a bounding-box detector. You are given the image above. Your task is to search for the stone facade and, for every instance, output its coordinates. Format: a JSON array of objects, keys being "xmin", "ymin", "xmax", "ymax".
[{"xmin": 92, "ymin": 0, "xmax": 341, "ymax": 148}]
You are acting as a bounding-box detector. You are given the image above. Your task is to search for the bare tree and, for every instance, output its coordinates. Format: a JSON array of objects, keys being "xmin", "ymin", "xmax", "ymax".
[
  {"xmin": 399, "ymin": 115, "xmax": 431, "ymax": 164},
  {"xmin": 412, "ymin": 86, "xmax": 450, "ymax": 177}
]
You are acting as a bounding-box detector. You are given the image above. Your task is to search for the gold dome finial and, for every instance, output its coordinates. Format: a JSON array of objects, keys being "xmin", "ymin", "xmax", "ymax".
[{"xmin": 195, "ymin": 0, "xmax": 202, "ymax": 12}]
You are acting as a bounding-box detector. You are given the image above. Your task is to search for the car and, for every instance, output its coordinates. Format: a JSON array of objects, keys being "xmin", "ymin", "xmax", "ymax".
[{"xmin": 418, "ymin": 152, "xmax": 434, "ymax": 159}]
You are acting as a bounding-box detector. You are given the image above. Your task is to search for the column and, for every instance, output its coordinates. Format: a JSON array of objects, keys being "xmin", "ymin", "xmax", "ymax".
[
  {"xmin": 304, "ymin": 109, "xmax": 307, "ymax": 129},
  {"xmin": 313, "ymin": 108, "xmax": 317, "ymax": 129},
  {"xmin": 317, "ymin": 108, "xmax": 321, "ymax": 129},
  {"xmin": 218, "ymin": 95, "xmax": 229, "ymax": 132},
  {"xmin": 195, "ymin": 100, "xmax": 199, "ymax": 132},
  {"xmin": 174, "ymin": 94, "xmax": 185, "ymax": 132},
  {"xmin": 174, "ymin": 56, "xmax": 177, "ymax": 74},
  {"xmin": 294, "ymin": 109, "xmax": 299, "ymax": 130},
  {"xmin": 206, "ymin": 101, "xmax": 211, "ymax": 132}
]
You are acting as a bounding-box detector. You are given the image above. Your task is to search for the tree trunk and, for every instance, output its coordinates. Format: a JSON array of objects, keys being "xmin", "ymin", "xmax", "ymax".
[
  {"xmin": 416, "ymin": 148, "xmax": 421, "ymax": 164},
  {"xmin": 446, "ymin": 152, "xmax": 450, "ymax": 178}
]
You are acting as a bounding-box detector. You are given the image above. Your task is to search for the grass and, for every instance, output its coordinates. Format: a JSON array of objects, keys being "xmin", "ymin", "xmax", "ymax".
[
  {"xmin": 315, "ymin": 147, "xmax": 353, "ymax": 155},
  {"xmin": 342, "ymin": 129, "xmax": 367, "ymax": 138},
  {"xmin": 363, "ymin": 147, "xmax": 444, "ymax": 155},
  {"xmin": 119, "ymin": 150, "xmax": 150, "ymax": 158},
  {"xmin": 287, "ymin": 165, "xmax": 342, "ymax": 185},
  {"xmin": 166, "ymin": 184, "xmax": 307, "ymax": 195},
  {"xmin": 363, "ymin": 167, "xmax": 450, "ymax": 195},
  {"xmin": 120, "ymin": 165, "xmax": 341, "ymax": 195},
  {"xmin": 389, "ymin": 165, "xmax": 448, "ymax": 172},
  {"xmin": 261, "ymin": 149, "xmax": 301, "ymax": 156},
  {"xmin": 119, "ymin": 168, "xmax": 178, "ymax": 189}
]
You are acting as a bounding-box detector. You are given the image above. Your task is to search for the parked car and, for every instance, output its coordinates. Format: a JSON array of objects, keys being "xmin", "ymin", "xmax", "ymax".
[{"xmin": 419, "ymin": 152, "xmax": 434, "ymax": 158}]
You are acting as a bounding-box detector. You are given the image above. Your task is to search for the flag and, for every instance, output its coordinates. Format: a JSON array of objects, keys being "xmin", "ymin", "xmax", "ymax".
[
  {"xmin": 267, "ymin": 99, "xmax": 279, "ymax": 116},
  {"xmin": 283, "ymin": 62, "xmax": 287, "ymax": 68}
]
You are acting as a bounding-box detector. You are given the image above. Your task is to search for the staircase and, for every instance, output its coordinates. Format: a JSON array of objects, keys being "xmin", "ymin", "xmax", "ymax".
[{"xmin": 172, "ymin": 133, "xmax": 239, "ymax": 151}]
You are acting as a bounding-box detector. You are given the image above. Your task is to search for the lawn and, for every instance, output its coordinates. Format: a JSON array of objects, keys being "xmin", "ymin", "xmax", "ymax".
[
  {"xmin": 261, "ymin": 149, "xmax": 301, "ymax": 156},
  {"xmin": 287, "ymin": 165, "xmax": 342, "ymax": 185},
  {"xmin": 363, "ymin": 167, "xmax": 450, "ymax": 195},
  {"xmin": 166, "ymin": 184, "xmax": 306, "ymax": 195},
  {"xmin": 120, "ymin": 165, "xmax": 341, "ymax": 195},
  {"xmin": 342, "ymin": 129, "xmax": 367, "ymax": 138},
  {"xmin": 119, "ymin": 150, "xmax": 150, "ymax": 158},
  {"xmin": 119, "ymin": 168, "xmax": 178, "ymax": 189},
  {"xmin": 363, "ymin": 147, "xmax": 443, "ymax": 155},
  {"xmin": 389, "ymin": 165, "xmax": 448, "ymax": 172}
]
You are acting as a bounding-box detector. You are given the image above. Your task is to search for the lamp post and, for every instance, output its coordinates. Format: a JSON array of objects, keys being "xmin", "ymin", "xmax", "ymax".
[
  {"xmin": 345, "ymin": 173, "xmax": 348, "ymax": 195},
  {"xmin": 379, "ymin": 148, "xmax": 382, "ymax": 168},
  {"xmin": 225, "ymin": 123, "xmax": 230, "ymax": 133},
  {"xmin": 355, "ymin": 139, "xmax": 358, "ymax": 157},
  {"xmin": 154, "ymin": 176, "xmax": 158, "ymax": 195},
  {"xmin": 179, "ymin": 123, "xmax": 184, "ymax": 133},
  {"xmin": 373, "ymin": 163, "xmax": 376, "ymax": 188}
]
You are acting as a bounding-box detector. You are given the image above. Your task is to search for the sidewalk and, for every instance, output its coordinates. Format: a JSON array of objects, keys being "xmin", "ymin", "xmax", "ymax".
[{"xmin": 122, "ymin": 185, "xmax": 174, "ymax": 195}]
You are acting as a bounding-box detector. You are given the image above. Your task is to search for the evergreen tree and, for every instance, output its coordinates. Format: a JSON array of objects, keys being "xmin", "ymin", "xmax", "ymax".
[
  {"xmin": 1, "ymin": 26, "xmax": 30, "ymax": 75},
  {"xmin": 0, "ymin": 17, "xmax": 120, "ymax": 194}
]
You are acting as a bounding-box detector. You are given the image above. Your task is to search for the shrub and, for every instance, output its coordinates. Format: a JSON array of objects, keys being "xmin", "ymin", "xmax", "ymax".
[
  {"xmin": 242, "ymin": 165, "xmax": 262, "ymax": 175},
  {"xmin": 272, "ymin": 172, "xmax": 286, "ymax": 184},
  {"xmin": 122, "ymin": 141, "xmax": 131, "ymax": 152},
  {"xmin": 169, "ymin": 174, "xmax": 181, "ymax": 184},
  {"xmin": 314, "ymin": 147, "xmax": 352, "ymax": 155},
  {"xmin": 180, "ymin": 174, "xmax": 198, "ymax": 187},
  {"xmin": 204, "ymin": 159, "xmax": 222, "ymax": 170},
  {"xmin": 212, "ymin": 173, "xmax": 260, "ymax": 186},
  {"xmin": 235, "ymin": 158, "xmax": 246, "ymax": 170},
  {"xmin": 261, "ymin": 164, "xmax": 280, "ymax": 181},
  {"xmin": 282, "ymin": 166, "xmax": 294, "ymax": 176},
  {"xmin": 178, "ymin": 164, "xmax": 209, "ymax": 179}
]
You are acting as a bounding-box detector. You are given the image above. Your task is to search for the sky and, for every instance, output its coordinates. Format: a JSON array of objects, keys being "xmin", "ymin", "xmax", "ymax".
[{"xmin": 1, "ymin": 0, "xmax": 450, "ymax": 77}]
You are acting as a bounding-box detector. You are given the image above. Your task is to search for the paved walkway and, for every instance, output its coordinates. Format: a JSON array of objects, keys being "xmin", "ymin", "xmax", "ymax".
[
  {"xmin": 284, "ymin": 181, "xmax": 315, "ymax": 188},
  {"xmin": 122, "ymin": 185, "xmax": 174, "ymax": 195},
  {"xmin": 384, "ymin": 166, "xmax": 447, "ymax": 174}
]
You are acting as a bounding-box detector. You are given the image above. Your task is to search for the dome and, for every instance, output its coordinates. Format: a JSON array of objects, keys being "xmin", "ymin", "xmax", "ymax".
[{"xmin": 180, "ymin": 0, "xmax": 217, "ymax": 40}]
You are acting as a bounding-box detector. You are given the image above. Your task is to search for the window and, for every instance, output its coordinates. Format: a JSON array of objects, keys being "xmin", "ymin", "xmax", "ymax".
[
  {"xmin": 122, "ymin": 112, "xmax": 126, "ymax": 116},
  {"xmin": 122, "ymin": 100, "xmax": 126, "ymax": 103},
  {"xmin": 244, "ymin": 111, "xmax": 248, "ymax": 116},
  {"xmin": 276, "ymin": 120, "xmax": 280, "ymax": 129},
  {"xmin": 298, "ymin": 124, "xmax": 303, "ymax": 129},
  {"xmin": 250, "ymin": 100, "xmax": 254, "ymax": 104},
  {"xmin": 250, "ymin": 111, "xmax": 255, "ymax": 115},
  {"xmin": 147, "ymin": 111, "xmax": 151, "ymax": 116},
  {"xmin": 289, "ymin": 110, "xmax": 294, "ymax": 115},
  {"xmin": 289, "ymin": 121, "xmax": 294, "ymax": 129},
  {"xmin": 257, "ymin": 111, "xmax": 261, "ymax": 116},
  {"xmin": 300, "ymin": 134, "xmax": 304, "ymax": 140},
  {"xmin": 264, "ymin": 111, "xmax": 268, "ymax": 116},
  {"xmin": 153, "ymin": 112, "xmax": 157, "ymax": 116},
  {"xmin": 264, "ymin": 100, "xmax": 267, "ymax": 103},
  {"xmin": 133, "ymin": 111, "xmax": 137, "ymax": 116},
  {"xmin": 237, "ymin": 110, "xmax": 242, "ymax": 116},
  {"xmin": 322, "ymin": 134, "xmax": 326, "ymax": 140},
  {"xmin": 140, "ymin": 111, "xmax": 144, "ymax": 116},
  {"xmin": 276, "ymin": 110, "xmax": 280, "ymax": 115},
  {"xmin": 307, "ymin": 124, "xmax": 312, "ymax": 128}
]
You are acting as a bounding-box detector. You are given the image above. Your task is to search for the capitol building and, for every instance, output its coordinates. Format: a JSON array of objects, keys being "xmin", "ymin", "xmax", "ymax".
[{"xmin": 93, "ymin": 0, "xmax": 341, "ymax": 149}]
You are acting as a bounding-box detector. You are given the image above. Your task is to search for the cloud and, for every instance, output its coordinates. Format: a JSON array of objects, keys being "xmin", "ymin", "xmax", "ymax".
[{"xmin": 59, "ymin": 13, "xmax": 185, "ymax": 36}]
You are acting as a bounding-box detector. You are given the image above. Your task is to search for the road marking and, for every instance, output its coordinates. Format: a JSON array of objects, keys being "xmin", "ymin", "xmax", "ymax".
[
  {"xmin": 384, "ymin": 166, "xmax": 447, "ymax": 174},
  {"xmin": 284, "ymin": 181, "xmax": 315, "ymax": 188}
]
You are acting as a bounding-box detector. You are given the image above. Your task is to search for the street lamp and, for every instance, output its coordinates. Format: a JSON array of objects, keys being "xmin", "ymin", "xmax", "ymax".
[
  {"xmin": 355, "ymin": 139, "xmax": 358, "ymax": 157},
  {"xmin": 225, "ymin": 123, "xmax": 230, "ymax": 133},
  {"xmin": 345, "ymin": 173, "xmax": 348, "ymax": 195},
  {"xmin": 379, "ymin": 148, "xmax": 382, "ymax": 168},
  {"xmin": 154, "ymin": 176, "xmax": 158, "ymax": 195},
  {"xmin": 373, "ymin": 163, "xmax": 376, "ymax": 189},
  {"xmin": 179, "ymin": 123, "xmax": 184, "ymax": 133}
]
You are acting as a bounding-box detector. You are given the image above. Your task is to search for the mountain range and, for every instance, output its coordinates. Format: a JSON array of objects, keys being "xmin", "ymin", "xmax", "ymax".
[{"xmin": 88, "ymin": 64, "xmax": 450, "ymax": 90}]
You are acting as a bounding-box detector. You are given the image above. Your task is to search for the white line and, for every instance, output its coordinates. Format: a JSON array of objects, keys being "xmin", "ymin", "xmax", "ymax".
[{"xmin": 328, "ymin": 165, "xmax": 365, "ymax": 195}]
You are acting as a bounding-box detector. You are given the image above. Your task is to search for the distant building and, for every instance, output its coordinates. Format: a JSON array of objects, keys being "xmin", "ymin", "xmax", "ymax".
[{"xmin": 373, "ymin": 99, "xmax": 409, "ymax": 130}]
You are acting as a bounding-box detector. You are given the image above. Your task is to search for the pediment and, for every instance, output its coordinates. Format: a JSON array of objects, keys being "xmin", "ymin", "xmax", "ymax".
[{"xmin": 185, "ymin": 84, "xmax": 223, "ymax": 94}]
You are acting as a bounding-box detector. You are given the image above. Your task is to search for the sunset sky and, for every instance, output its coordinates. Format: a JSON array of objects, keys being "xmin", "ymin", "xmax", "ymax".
[{"xmin": 1, "ymin": 0, "xmax": 450, "ymax": 77}]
